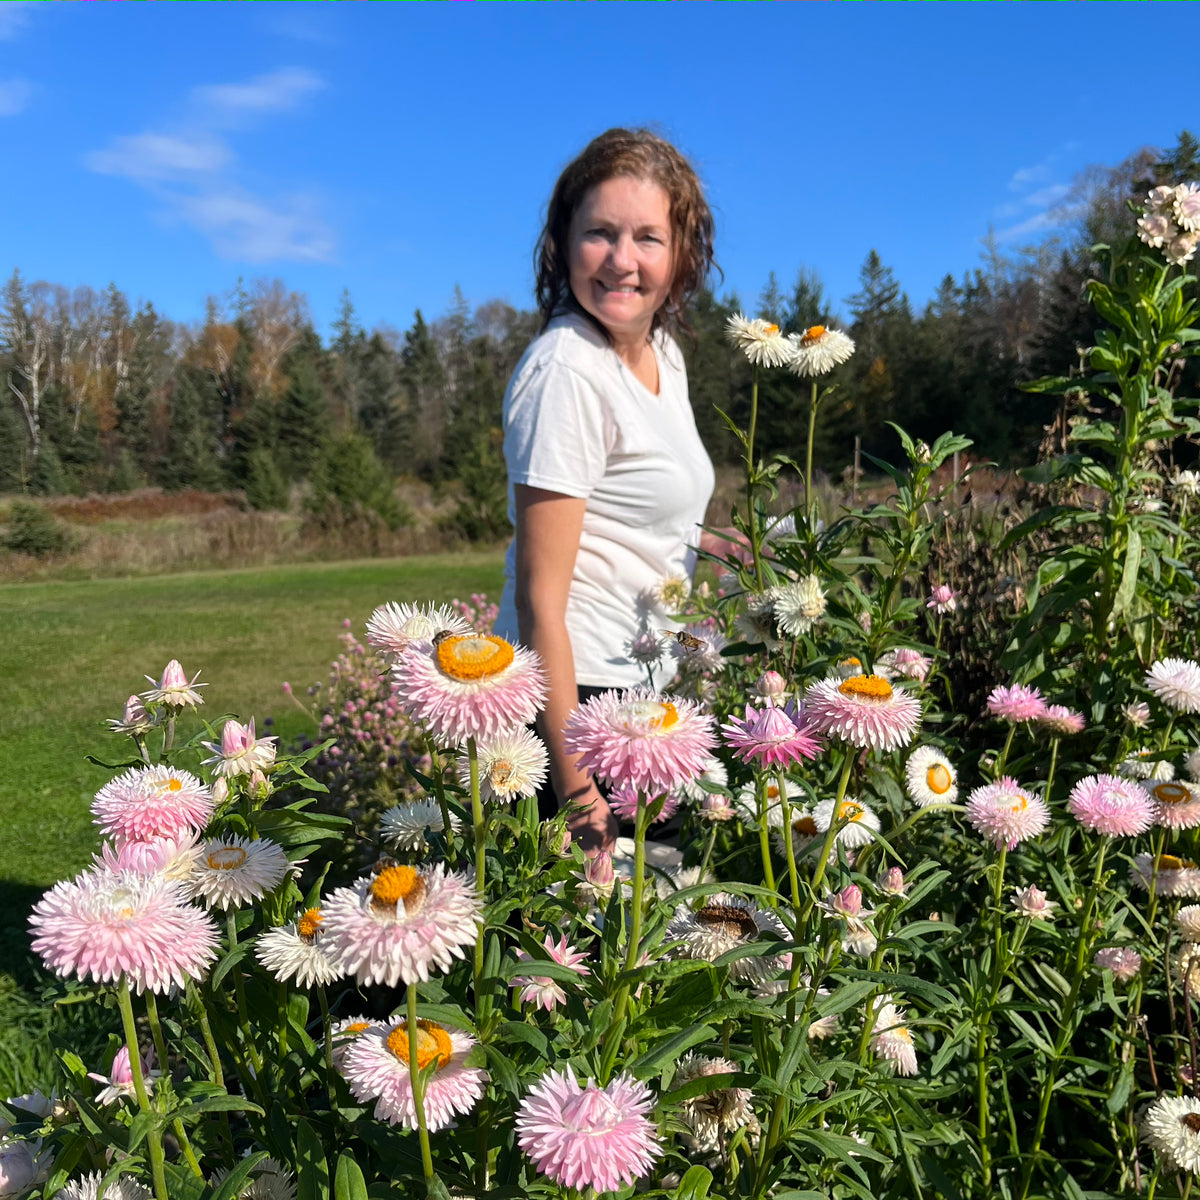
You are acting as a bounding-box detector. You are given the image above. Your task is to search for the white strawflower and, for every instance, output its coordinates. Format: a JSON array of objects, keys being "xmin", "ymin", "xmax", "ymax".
[
  {"xmin": 1139, "ymin": 211, "xmax": 1175, "ymax": 249},
  {"xmin": 1178, "ymin": 906, "xmax": 1200, "ymax": 941},
  {"xmin": 1174, "ymin": 470, "xmax": 1200, "ymax": 499},
  {"xmin": 725, "ymin": 314, "xmax": 794, "ymax": 368},
  {"xmin": 463, "ymin": 727, "xmax": 549, "ymax": 803},
  {"xmin": 773, "ymin": 575, "xmax": 827, "ymax": 637},
  {"xmin": 380, "ymin": 800, "xmax": 461, "ymax": 852},
  {"xmin": 787, "ymin": 325, "xmax": 856, "ymax": 378},
  {"xmin": 189, "ymin": 836, "xmax": 290, "ymax": 910},
  {"xmin": 1147, "ymin": 658, "xmax": 1200, "ymax": 713},
  {"xmin": 1143, "ymin": 1093, "xmax": 1200, "ymax": 1173},
  {"xmin": 1175, "ymin": 183, "xmax": 1200, "ymax": 234}
]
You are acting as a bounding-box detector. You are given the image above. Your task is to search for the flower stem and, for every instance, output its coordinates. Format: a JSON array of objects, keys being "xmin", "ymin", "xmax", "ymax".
[
  {"xmin": 186, "ymin": 983, "xmax": 224, "ymax": 1089},
  {"xmin": 429, "ymin": 747, "xmax": 457, "ymax": 867},
  {"xmin": 117, "ymin": 984, "xmax": 169, "ymax": 1200},
  {"xmin": 144, "ymin": 990, "xmax": 204, "ymax": 1179},
  {"xmin": 755, "ymin": 775, "xmax": 777, "ymax": 899},
  {"xmin": 805, "ymin": 380, "xmax": 818, "ymax": 525},
  {"xmin": 467, "ymin": 737, "xmax": 488, "ymax": 1023},
  {"xmin": 777, "ymin": 771, "xmax": 802, "ymax": 911},
  {"xmin": 800, "ymin": 753, "xmax": 854, "ymax": 929},
  {"xmin": 745, "ymin": 367, "xmax": 765, "ymax": 589},
  {"xmin": 1045, "ymin": 737, "xmax": 1061, "ymax": 806},
  {"xmin": 405, "ymin": 984, "xmax": 438, "ymax": 1193},
  {"xmin": 225, "ymin": 911, "xmax": 263, "ymax": 1076},
  {"xmin": 976, "ymin": 844, "xmax": 1009, "ymax": 1188}
]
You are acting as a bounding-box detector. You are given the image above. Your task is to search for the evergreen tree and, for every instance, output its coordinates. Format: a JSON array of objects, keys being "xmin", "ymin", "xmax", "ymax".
[
  {"xmin": 399, "ymin": 310, "xmax": 448, "ymax": 477},
  {"xmin": 277, "ymin": 355, "xmax": 332, "ymax": 481}
]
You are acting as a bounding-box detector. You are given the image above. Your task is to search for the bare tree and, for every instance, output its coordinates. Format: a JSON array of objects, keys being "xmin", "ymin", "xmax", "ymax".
[
  {"xmin": 1, "ymin": 270, "xmax": 49, "ymax": 459},
  {"xmin": 246, "ymin": 278, "xmax": 309, "ymax": 398}
]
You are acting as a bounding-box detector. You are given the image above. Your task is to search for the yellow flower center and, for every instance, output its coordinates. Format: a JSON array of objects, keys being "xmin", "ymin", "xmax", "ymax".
[
  {"xmin": 793, "ymin": 816, "xmax": 818, "ymax": 837},
  {"xmin": 840, "ymin": 801, "xmax": 864, "ymax": 823},
  {"xmin": 436, "ymin": 635, "xmax": 515, "ymax": 682},
  {"xmin": 386, "ymin": 1020, "xmax": 453, "ymax": 1072},
  {"xmin": 1158, "ymin": 854, "xmax": 1198, "ymax": 871},
  {"xmin": 801, "ymin": 325, "xmax": 827, "ymax": 344},
  {"xmin": 167, "ymin": 778, "xmax": 182, "ymax": 792},
  {"xmin": 370, "ymin": 865, "xmax": 426, "ymax": 913},
  {"xmin": 839, "ymin": 674, "xmax": 894, "ymax": 702},
  {"xmin": 894, "ymin": 1026, "xmax": 914, "ymax": 1045},
  {"xmin": 926, "ymin": 764, "xmax": 953, "ymax": 795},
  {"xmin": 619, "ymin": 699, "xmax": 679, "ymax": 732},
  {"xmin": 1154, "ymin": 782, "xmax": 1191, "ymax": 805},
  {"xmin": 489, "ymin": 760, "xmax": 514, "ymax": 788},
  {"xmin": 109, "ymin": 887, "xmax": 137, "ymax": 920},
  {"xmin": 207, "ymin": 846, "xmax": 247, "ymax": 871},
  {"xmin": 298, "ymin": 908, "xmax": 323, "ymax": 942},
  {"xmin": 763, "ymin": 323, "xmax": 779, "ymax": 336},
  {"xmin": 1009, "ymin": 796, "xmax": 1028, "ymax": 815},
  {"xmin": 840, "ymin": 656, "xmax": 862, "ymax": 669},
  {"xmin": 343, "ymin": 1021, "xmax": 372, "ymax": 1037},
  {"xmin": 766, "ymin": 785, "xmax": 779, "ymax": 800}
]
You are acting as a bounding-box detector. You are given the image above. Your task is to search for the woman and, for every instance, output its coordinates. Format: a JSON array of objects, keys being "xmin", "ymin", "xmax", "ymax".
[{"xmin": 494, "ymin": 128, "xmax": 722, "ymax": 852}]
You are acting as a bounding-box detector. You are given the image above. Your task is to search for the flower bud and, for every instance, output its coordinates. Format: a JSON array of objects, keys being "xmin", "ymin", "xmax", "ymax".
[
  {"xmin": 755, "ymin": 670, "xmax": 787, "ymax": 699},
  {"xmin": 211, "ymin": 777, "xmax": 230, "ymax": 805},
  {"xmin": 584, "ymin": 850, "xmax": 615, "ymax": 889},
  {"xmin": 700, "ymin": 793, "xmax": 736, "ymax": 822},
  {"xmin": 832, "ymin": 884, "xmax": 863, "ymax": 917},
  {"xmin": 541, "ymin": 822, "xmax": 572, "ymax": 858},
  {"xmin": 878, "ymin": 866, "xmax": 906, "ymax": 896}
]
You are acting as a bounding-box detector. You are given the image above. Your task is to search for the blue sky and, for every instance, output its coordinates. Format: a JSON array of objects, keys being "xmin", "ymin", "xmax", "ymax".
[{"xmin": 0, "ymin": 3, "xmax": 1192, "ymax": 339}]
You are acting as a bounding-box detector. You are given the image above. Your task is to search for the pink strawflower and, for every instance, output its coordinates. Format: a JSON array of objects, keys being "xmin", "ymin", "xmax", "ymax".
[
  {"xmin": 512, "ymin": 933, "xmax": 589, "ymax": 1011},
  {"xmin": 200, "ymin": 718, "xmax": 277, "ymax": 778},
  {"xmin": 720, "ymin": 699, "xmax": 822, "ymax": 768},
  {"xmin": 92, "ymin": 766, "xmax": 214, "ymax": 844},
  {"xmin": 964, "ymin": 777, "xmax": 1050, "ymax": 850},
  {"xmin": 322, "ymin": 864, "xmax": 480, "ymax": 987},
  {"xmin": 1011, "ymin": 884, "xmax": 1056, "ymax": 921},
  {"xmin": 92, "ymin": 831, "xmax": 202, "ymax": 881},
  {"xmin": 1124, "ymin": 700, "xmax": 1152, "ymax": 728},
  {"xmin": 804, "ymin": 675, "xmax": 921, "ymax": 753},
  {"xmin": 86, "ymin": 1044, "xmax": 157, "ymax": 1106},
  {"xmin": 878, "ymin": 867, "xmax": 908, "ymax": 897},
  {"xmin": 107, "ymin": 695, "xmax": 155, "ymax": 737},
  {"xmin": 608, "ymin": 782, "xmax": 680, "ymax": 825},
  {"xmin": 1037, "ymin": 704, "xmax": 1086, "ymax": 735},
  {"xmin": 1147, "ymin": 658, "xmax": 1200, "ymax": 713},
  {"xmin": 29, "ymin": 869, "xmax": 219, "ymax": 994},
  {"xmin": 1068, "ymin": 774, "xmax": 1155, "ymax": 837},
  {"xmin": 341, "ymin": 1018, "xmax": 486, "ymax": 1132},
  {"xmin": 823, "ymin": 884, "xmax": 866, "ymax": 918},
  {"xmin": 1094, "ymin": 946, "xmax": 1142, "ymax": 982},
  {"xmin": 393, "ymin": 634, "xmax": 547, "ymax": 745},
  {"xmin": 563, "ymin": 686, "xmax": 716, "ymax": 794},
  {"xmin": 1147, "ymin": 780, "xmax": 1200, "ymax": 830},
  {"xmin": 516, "ymin": 1068, "xmax": 662, "ymax": 1194},
  {"xmin": 755, "ymin": 670, "xmax": 788, "ymax": 699},
  {"xmin": 986, "ymin": 683, "xmax": 1047, "ymax": 723},
  {"xmin": 926, "ymin": 585, "xmax": 958, "ymax": 614},
  {"xmin": 365, "ymin": 601, "xmax": 470, "ymax": 660},
  {"xmin": 699, "ymin": 793, "xmax": 737, "ymax": 822},
  {"xmin": 878, "ymin": 647, "xmax": 931, "ymax": 683},
  {"xmin": 141, "ymin": 659, "xmax": 205, "ymax": 707}
]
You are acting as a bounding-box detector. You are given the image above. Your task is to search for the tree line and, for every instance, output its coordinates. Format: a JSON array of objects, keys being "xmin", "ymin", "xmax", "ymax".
[{"xmin": 3, "ymin": 133, "xmax": 1196, "ymax": 538}]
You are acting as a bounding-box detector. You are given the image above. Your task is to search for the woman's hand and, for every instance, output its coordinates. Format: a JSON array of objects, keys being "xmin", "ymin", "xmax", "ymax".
[{"xmin": 564, "ymin": 780, "xmax": 618, "ymax": 855}]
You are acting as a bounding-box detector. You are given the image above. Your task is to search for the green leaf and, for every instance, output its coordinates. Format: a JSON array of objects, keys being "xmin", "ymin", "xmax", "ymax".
[
  {"xmin": 211, "ymin": 1152, "xmax": 271, "ymax": 1200},
  {"xmin": 296, "ymin": 1117, "xmax": 331, "ymax": 1200},
  {"xmin": 671, "ymin": 1165, "xmax": 714, "ymax": 1199},
  {"xmin": 627, "ymin": 1024, "xmax": 715, "ymax": 1075},
  {"xmin": 1112, "ymin": 526, "xmax": 1142, "ymax": 618},
  {"xmin": 334, "ymin": 1154, "xmax": 369, "ymax": 1200},
  {"xmin": 211, "ymin": 938, "xmax": 257, "ymax": 990}
]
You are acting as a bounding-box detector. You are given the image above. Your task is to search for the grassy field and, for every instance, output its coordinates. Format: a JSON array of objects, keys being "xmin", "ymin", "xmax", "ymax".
[{"xmin": 0, "ymin": 551, "xmax": 504, "ymax": 1093}]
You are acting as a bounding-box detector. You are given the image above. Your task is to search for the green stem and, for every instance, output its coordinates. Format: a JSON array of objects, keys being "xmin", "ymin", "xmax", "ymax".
[
  {"xmin": 976, "ymin": 844, "xmax": 1009, "ymax": 1188},
  {"xmin": 187, "ymin": 983, "xmax": 224, "ymax": 1089},
  {"xmin": 117, "ymin": 985, "xmax": 169, "ymax": 1200},
  {"xmin": 429, "ymin": 747, "xmax": 457, "ymax": 867},
  {"xmin": 317, "ymin": 984, "xmax": 335, "ymax": 1082},
  {"xmin": 800, "ymin": 752, "xmax": 855, "ymax": 929},
  {"xmin": 1045, "ymin": 737, "xmax": 1061, "ymax": 807},
  {"xmin": 995, "ymin": 724, "xmax": 1016, "ymax": 779},
  {"xmin": 225, "ymin": 912, "xmax": 263, "ymax": 1076},
  {"xmin": 777, "ymin": 771, "xmax": 802, "ymax": 911},
  {"xmin": 755, "ymin": 775, "xmax": 777, "ymax": 899},
  {"xmin": 144, "ymin": 991, "xmax": 204, "ymax": 1179},
  {"xmin": 746, "ymin": 367, "xmax": 765, "ymax": 589},
  {"xmin": 405, "ymin": 985, "xmax": 438, "ymax": 1193},
  {"xmin": 697, "ymin": 823, "xmax": 717, "ymax": 889},
  {"xmin": 468, "ymin": 737, "xmax": 488, "ymax": 1024},
  {"xmin": 805, "ymin": 380, "xmax": 818, "ymax": 525}
]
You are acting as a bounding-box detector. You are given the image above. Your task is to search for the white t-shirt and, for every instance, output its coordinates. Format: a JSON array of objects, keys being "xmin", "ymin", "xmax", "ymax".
[{"xmin": 495, "ymin": 311, "xmax": 716, "ymax": 688}]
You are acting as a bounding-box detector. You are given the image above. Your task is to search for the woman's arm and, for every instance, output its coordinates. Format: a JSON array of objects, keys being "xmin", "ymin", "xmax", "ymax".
[{"xmin": 513, "ymin": 483, "xmax": 618, "ymax": 853}]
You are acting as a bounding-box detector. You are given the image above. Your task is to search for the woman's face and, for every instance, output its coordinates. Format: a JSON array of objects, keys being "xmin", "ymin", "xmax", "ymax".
[{"xmin": 567, "ymin": 175, "xmax": 674, "ymax": 346}]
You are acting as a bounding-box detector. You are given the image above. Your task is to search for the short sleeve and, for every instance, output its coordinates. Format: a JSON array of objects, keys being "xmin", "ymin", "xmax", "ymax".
[{"xmin": 503, "ymin": 359, "xmax": 611, "ymax": 499}]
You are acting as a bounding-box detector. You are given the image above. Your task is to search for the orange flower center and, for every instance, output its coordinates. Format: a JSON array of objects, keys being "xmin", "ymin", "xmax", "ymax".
[
  {"xmin": 489, "ymin": 760, "xmax": 514, "ymax": 788},
  {"xmin": 763, "ymin": 323, "xmax": 779, "ymax": 336},
  {"xmin": 839, "ymin": 674, "xmax": 893, "ymax": 702},
  {"xmin": 298, "ymin": 908, "xmax": 323, "ymax": 942},
  {"xmin": 926, "ymin": 764, "xmax": 953, "ymax": 795},
  {"xmin": 436, "ymin": 635, "xmax": 515, "ymax": 682},
  {"xmin": 1155, "ymin": 782, "xmax": 1191, "ymax": 805},
  {"xmin": 207, "ymin": 846, "xmax": 247, "ymax": 871},
  {"xmin": 1158, "ymin": 854, "xmax": 1198, "ymax": 871},
  {"xmin": 766, "ymin": 785, "xmax": 780, "ymax": 800},
  {"xmin": 840, "ymin": 801, "xmax": 864, "ymax": 823},
  {"xmin": 370, "ymin": 865, "xmax": 426, "ymax": 913},
  {"xmin": 343, "ymin": 1021, "xmax": 372, "ymax": 1037},
  {"xmin": 793, "ymin": 816, "xmax": 818, "ymax": 837},
  {"xmin": 167, "ymin": 779, "xmax": 182, "ymax": 792},
  {"xmin": 620, "ymin": 699, "xmax": 679, "ymax": 732},
  {"xmin": 801, "ymin": 325, "xmax": 827, "ymax": 344},
  {"xmin": 1009, "ymin": 797, "xmax": 1028, "ymax": 815},
  {"xmin": 386, "ymin": 1020, "xmax": 452, "ymax": 1072}
]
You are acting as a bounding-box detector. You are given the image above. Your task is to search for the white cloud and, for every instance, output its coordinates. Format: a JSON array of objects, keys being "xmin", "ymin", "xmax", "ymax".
[
  {"xmin": 994, "ymin": 150, "xmax": 1079, "ymax": 244},
  {"xmin": 193, "ymin": 68, "xmax": 323, "ymax": 122},
  {"xmin": 1023, "ymin": 182, "xmax": 1071, "ymax": 209},
  {"xmin": 0, "ymin": 78, "xmax": 31, "ymax": 117},
  {"xmin": 175, "ymin": 189, "xmax": 336, "ymax": 264},
  {"xmin": 0, "ymin": 4, "xmax": 31, "ymax": 41},
  {"xmin": 87, "ymin": 132, "xmax": 231, "ymax": 181}
]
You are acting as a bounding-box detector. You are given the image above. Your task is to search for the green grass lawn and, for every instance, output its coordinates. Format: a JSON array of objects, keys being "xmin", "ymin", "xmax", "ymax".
[{"xmin": 0, "ymin": 551, "xmax": 504, "ymax": 1093}]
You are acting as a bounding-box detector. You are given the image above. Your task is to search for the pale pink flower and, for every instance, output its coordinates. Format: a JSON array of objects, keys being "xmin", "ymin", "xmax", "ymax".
[
  {"xmin": 200, "ymin": 718, "xmax": 277, "ymax": 778},
  {"xmin": 870, "ymin": 997, "xmax": 918, "ymax": 1076},
  {"xmin": 322, "ymin": 864, "xmax": 480, "ymax": 987},
  {"xmin": 671, "ymin": 1053, "xmax": 759, "ymax": 1153},
  {"xmin": 329, "ymin": 1016, "xmax": 379, "ymax": 1070},
  {"xmin": 822, "ymin": 883, "xmax": 867, "ymax": 919},
  {"xmin": 608, "ymin": 782, "xmax": 680, "ymax": 825},
  {"xmin": 1177, "ymin": 906, "xmax": 1200, "ymax": 941},
  {"xmin": 365, "ymin": 602, "xmax": 470, "ymax": 660},
  {"xmin": 699, "ymin": 793, "xmax": 737, "ymax": 822},
  {"xmin": 878, "ymin": 867, "xmax": 908, "ymax": 897},
  {"xmin": 564, "ymin": 686, "xmax": 716, "ymax": 794},
  {"xmin": 1139, "ymin": 211, "xmax": 1174, "ymax": 248},
  {"xmin": 342, "ymin": 1019, "xmax": 486, "ymax": 1132},
  {"xmin": 627, "ymin": 631, "xmax": 664, "ymax": 666},
  {"xmin": 1037, "ymin": 705, "xmax": 1086, "ymax": 735},
  {"xmin": 965, "ymin": 777, "xmax": 1049, "ymax": 850},
  {"xmin": 190, "ymin": 835, "xmax": 290, "ymax": 910},
  {"xmin": 755, "ymin": 670, "xmax": 788, "ymax": 699},
  {"xmin": 30, "ymin": 869, "xmax": 219, "ymax": 994},
  {"xmin": 1094, "ymin": 946, "xmax": 1142, "ymax": 982},
  {"xmin": 720, "ymin": 699, "xmax": 822, "ymax": 768},
  {"xmin": 878, "ymin": 647, "xmax": 931, "ymax": 683},
  {"xmin": 92, "ymin": 766, "xmax": 214, "ymax": 844},
  {"xmin": 926, "ymin": 585, "xmax": 958, "ymax": 614},
  {"xmin": 1011, "ymin": 884, "xmax": 1056, "ymax": 921},
  {"xmin": 1146, "ymin": 779, "xmax": 1200, "ymax": 830},
  {"xmin": 141, "ymin": 659, "xmax": 205, "ymax": 707},
  {"xmin": 1068, "ymin": 774, "xmax": 1155, "ymax": 837},
  {"xmin": 512, "ymin": 933, "xmax": 589, "ymax": 1011},
  {"xmin": 1166, "ymin": 232, "xmax": 1199, "ymax": 267},
  {"xmin": 986, "ymin": 683, "xmax": 1047, "ymax": 723},
  {"xmin": 1124, "ymin": 701, "xmax": 1152, "ymax": 728},
  {"xmin": 393, "ymin": 634, "xmax": 547, "ymax": 746},
  {"xmin": 92, "ymin": 831, "xmax": 201, "ymax": 881},
  {"xmin": 571, "ymin": 850, "xmax": 616, "ymax": 909},
  {"xmin": 1176, "ymin": 183, "xmax": 1200, "ymax": 233},
  {"xmin": 516, "ymin": 1068, "xmax": 661, "ymax": 1194},
  {"xmin": 805, "ymin": 675, "xmax": 921, "ymax": 753},
  {"xmin": 667, "ymin": 622, "xmax": 728, "ymax": 673},
  {"xmin": 1131, "ymin": 852, "xmax": 1200, "ymax": 898},
  {"xmin": 1147, "ymin": 658, "xmax": 1200, "ymax": 713},
  {"xmin": 86, "ymin": 1044, "xmax": 157, "ymax": 1106},
  {"xmin": 107, "ymin": 695, "xmax": 155, "ymax": 737}
]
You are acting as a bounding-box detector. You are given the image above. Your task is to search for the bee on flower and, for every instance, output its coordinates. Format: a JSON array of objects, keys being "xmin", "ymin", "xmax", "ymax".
[{"xmin": 725, "ymin": 313, "xmax": 794, "ymax": 368}]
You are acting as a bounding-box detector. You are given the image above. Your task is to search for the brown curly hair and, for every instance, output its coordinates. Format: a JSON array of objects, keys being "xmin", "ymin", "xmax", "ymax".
[{"xmin": 534, "ymin": 127, "xmax": 717, "ymax": 341}]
